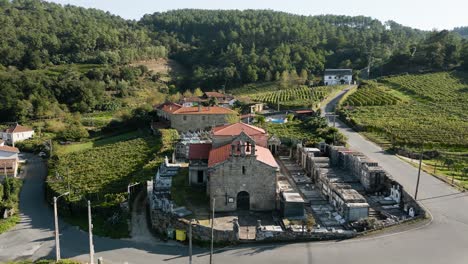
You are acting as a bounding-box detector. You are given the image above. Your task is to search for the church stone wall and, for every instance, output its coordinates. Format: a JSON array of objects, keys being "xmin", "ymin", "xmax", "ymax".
[{"xmin": 208, "ymin": 156, "xmax": 278, "ymax": 212}]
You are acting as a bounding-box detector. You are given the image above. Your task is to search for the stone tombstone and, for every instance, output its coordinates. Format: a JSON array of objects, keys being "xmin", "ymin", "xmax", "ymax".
[
  {"xmin": 233, "ymin": 218, "xmax": 240, "ymax": 240},
  {"xmin": 408, "ymin": 207, "xmax": 415, "ymax": 218},
  {"xmin": 3, "ymin": 209, "xmax": 8, "ymax": 219}
]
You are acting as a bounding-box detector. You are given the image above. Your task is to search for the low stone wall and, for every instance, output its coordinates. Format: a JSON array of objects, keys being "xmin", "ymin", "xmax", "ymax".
[
  {"xmin": 256, "ymin": 227, "xmax": 356, "ymax": 242},
  {"xmin": 149, "ymin": 209, "xmax": 238, "ymax": 243}
]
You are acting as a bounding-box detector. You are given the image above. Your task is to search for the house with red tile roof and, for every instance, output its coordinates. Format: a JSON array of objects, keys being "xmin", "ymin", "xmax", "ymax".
[
  {"xmin": 1, "ymin": 124, "xmax": 34, "ymax": 146},
  {"xmin": 155, "ymin": 102, "xmax": 182, "ymax": 121},
  {"xmin": 0, "ymin": 145, "xmax": 20, "ymax": 178},
  {"xmin": 170, "ymin": 105, "xmax": 237, "ymax": 132}
]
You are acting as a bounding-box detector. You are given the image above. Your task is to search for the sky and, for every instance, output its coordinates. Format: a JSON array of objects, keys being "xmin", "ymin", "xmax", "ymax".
[{"xmin": 46, "ymin": 0, "xmax": 467, "ymax": 30}]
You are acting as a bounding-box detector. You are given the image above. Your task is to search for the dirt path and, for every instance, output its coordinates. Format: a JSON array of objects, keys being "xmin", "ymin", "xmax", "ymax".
[{"xmin": 129, "ymin": 190, "xmax": 165, "ymax": 245}]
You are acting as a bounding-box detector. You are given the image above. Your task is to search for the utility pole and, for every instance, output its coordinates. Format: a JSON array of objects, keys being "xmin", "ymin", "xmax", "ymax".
[
  {"xmin": 88, "ymin": 200, "xmax": 95, "ymax": 264},
  {"xmin": 209, "ymin": 198, "xmax": 215, "ymax": 264},
  {"xmin": 54, "ymin": 192, "xmax": 69, "ymax": 262},
  {"xmin": 414, "ymin": 148, "xmax": 423, "ymax": 200},
  {"xmin": 189, "ymin": 219, "xmax": 194, "ymax": 264}
]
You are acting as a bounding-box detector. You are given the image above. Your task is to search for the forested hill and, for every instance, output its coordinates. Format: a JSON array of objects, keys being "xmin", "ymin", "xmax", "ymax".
[
  {"xmin": 0, "ymin": 0, "xmax": 168, "ymax": 69},
  {"xmin": 139, "ymin": 9, "xmax": 467, "ymax": 88},
  {"xmin": 454, "ymin": 27, "xmax": 468, "ymax": 39}
]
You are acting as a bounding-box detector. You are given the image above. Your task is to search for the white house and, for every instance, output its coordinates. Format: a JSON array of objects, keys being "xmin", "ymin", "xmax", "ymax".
[
  {"xmin": 0, "ymin": 145, "xmax": 19, "ymax": 178},
  {"xmin": 324, "ymin": 69, "xmax": 352, "ymax": 86},
  {"xmin": 1, "ymin": 124, "xmax": 34, "ymax": 146}
]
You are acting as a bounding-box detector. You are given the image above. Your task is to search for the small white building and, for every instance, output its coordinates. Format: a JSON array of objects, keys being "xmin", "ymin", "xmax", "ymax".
[
  {"xmin": 1, "ymin": 124, "xmax": 34, "ymax": 146},
  {"xmin": 0, "ymin": 145, "xmax": 19, "ymax": 178},
  {"xmin": 324, "ymin": 69, "xmax": 352, "ymax": 86}
]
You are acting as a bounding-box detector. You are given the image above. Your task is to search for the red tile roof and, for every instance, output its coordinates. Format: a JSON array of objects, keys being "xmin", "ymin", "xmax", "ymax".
[
  {"xmin": 156, "ymin": 102, "xmax": 182, "ymax": 113},
  {"xmin": 0, "ymin": 146, "xmax": 20, "ymax": 153},
  {"xmin": 208, "ymin": 144, "xmax": 278, "ymax": 168},
  {"xmin": 5, "ymin": 124, "xmax": 33, "ymax": 133},
  {"xmin": 189, "ymin": 143, "xmax": 212, "ymax": 160},
  {"xmin": 212, "ymin": 122, "xmax": 265, "ymax": 136},
  {"xmin": 173, "ymin": 106, "xmax": 235, "ymax": 115}
]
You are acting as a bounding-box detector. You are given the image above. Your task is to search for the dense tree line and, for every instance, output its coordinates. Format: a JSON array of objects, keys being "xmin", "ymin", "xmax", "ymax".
[
  {"xmin": 139, "ymin": 10, "xmax": 427, "ymax": 87},
  {"xmin": 454, "ymin": 27, "xmax": 468, "ymax": 39},
  {"xmin": 382, "ymin": 30, "xmax": 467, "ymax": 74},
  {"xmin": 140, "ymin": 10, "xmax": 468, "ymax": 87},
  {"xmin": 0, "ymin": 65, "xmax": 159, "ymax": 122},
  {"xmin": 0, "ymin": 0, "xmax": 168, "ymax": 69},
  {"xmin": 1, "ymin": 2, "xmax": 467, "ymax": 123}
]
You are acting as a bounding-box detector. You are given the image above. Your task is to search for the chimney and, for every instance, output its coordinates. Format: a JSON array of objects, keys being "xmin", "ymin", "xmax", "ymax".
[{"xmin": 198, "ymin": 104, "xmax": 202, "ymax": 112}]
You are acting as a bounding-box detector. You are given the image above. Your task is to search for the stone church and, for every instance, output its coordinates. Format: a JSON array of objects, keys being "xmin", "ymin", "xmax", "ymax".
[{"xmin": 188, "ymin": 122, "xmax": 280, "ymax": 212}]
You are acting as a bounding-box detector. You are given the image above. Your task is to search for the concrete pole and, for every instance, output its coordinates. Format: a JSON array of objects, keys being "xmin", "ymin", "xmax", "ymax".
[
  {"xmin": 210, "ymin": 198, "xmax": 215, "ymax": 264},
  {"xmin": 88, "ymin": 200, "xmax": 95, "ymax": 264},
  {"xmin": 54, "ymin": 196, "xmax": 61, "ymax": 262},
  {"xmin": 189, "ymin": 219, "xmax": 194, "ymax": 264},
  {"xmin": 414, "ymin": 149, "xmax": 423, "ymax": 200}
]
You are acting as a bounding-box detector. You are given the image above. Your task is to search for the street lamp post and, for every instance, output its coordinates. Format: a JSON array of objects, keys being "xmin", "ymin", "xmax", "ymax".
[
  {"xmin": 54, "ymin": 191, "xmax": 70, "ymax": 262},
  {"xmin": 189, "ymin": 219, "xmax": 195, "ymax": 264}
]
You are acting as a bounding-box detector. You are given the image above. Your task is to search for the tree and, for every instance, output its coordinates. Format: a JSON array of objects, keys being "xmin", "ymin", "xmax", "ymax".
[
  {"xmin": 226, "ymin": 113, "xmax": 240, "ymax": 124},
  {"xmin": 299, "ymin": 69, "xmax": 308, "ymax": 84},
  {"xmin": 58, "ymin": 122, "xmax": 89, "ymax": 142},
  {"xmin": 193, "ymin": 87, "xmax": 204, "ymax": 97},
  {"xmin": 183, "ymin": 89, "xmax": 193, "ymax": 98},
  {"xmin": 255, "ymin": 115, "xmax": 266, "ymax": 126},
  {"xmin": 264, "ymin": 70, "xmax": 273, "ymax": 82},
  {"xmin": 246, "ymin": 66, "xmax": 258, "ymax": 82},
  {"xmin": 280, "ymin": 70, "xmax": 290, "ymax": 89}
]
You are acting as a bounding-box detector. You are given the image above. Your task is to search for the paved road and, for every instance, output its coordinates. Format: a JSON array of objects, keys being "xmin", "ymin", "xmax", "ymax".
[{"xmin": 1, "ymin": 90, "xmax": 468, "ymax": 263}]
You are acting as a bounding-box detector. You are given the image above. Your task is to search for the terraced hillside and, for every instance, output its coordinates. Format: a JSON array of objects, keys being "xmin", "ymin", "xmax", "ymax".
[
  {"xmin": 243, "ymin": 85, "xmax": 345, "ymax": 109},
  {"xmin": 339, "ymin": 72, "xmax": 468, "ymax": 150}
]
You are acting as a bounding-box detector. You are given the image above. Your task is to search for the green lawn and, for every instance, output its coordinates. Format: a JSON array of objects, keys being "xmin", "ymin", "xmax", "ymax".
[
  {"xmin": 0, "ymin": 215, "xmax": 20, "ymax": 234},
  {"xmin": 56, "ymin": 130, "xmax": 146, "ymax": 155}
]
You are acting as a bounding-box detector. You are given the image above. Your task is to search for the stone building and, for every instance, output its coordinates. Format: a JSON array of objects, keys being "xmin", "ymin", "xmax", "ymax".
[
  {"xmin": 170, "ymin": 105, "xmax": 236, "ymax": 132},
  {"xmin": 187, "ymin": 122, "xmax": 279, "ymax": 212},
  {"xmin": 207, "ymin": 132, "xmax": 279, "ymax": 212}
]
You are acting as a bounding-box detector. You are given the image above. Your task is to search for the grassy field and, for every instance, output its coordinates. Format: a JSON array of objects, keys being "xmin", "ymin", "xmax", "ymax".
[{"xmin": 55, "ymin": 130, "xmax": 146, "ymax": 155}]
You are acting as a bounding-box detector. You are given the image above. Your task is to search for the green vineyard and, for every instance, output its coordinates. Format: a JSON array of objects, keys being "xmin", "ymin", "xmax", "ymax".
[
  {"xmin": 339, "ymin": 72, "xmax": 468, "ymax": 150},
  {"xmin": 343, "ymin": 87, "xmax": 401, "ymax": 106},
  {"xmin": 249, "ymin": 85, "xmax": 344, "ymax": 109}
]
